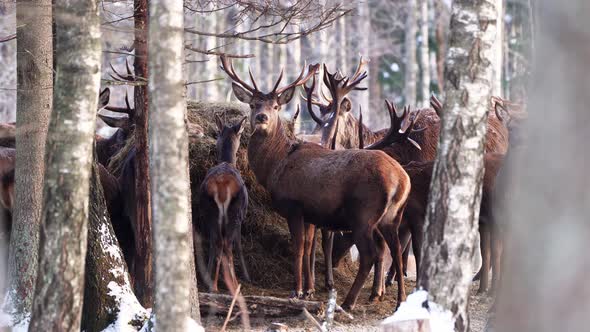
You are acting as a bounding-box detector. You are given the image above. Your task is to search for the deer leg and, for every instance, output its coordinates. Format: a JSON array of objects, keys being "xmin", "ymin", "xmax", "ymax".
[
  {"xmin": 369, "ymin": 229, "xmax": 387, "ymax": 303},
  {"xmin": 287, "ymin": 214, "xmax": 305, "ymax": 299},
  {"xmin": 303, "ymin": 223, "xmax": 316, "ymax": 299},
  {"xmin": 402, "ymin": 241, "xmax": 410, "ymax": 277},
  {"xmin": 490, "ymin": 225, "xmax": 503, "ymax": 293},
  {"xmin": 478, "ymin": 223, "xmax": 491, "ymax": 294},
  {"xmin": 411, "ymin": 222, "xmax": 423, "ymax": 284},
  {"xmin": 235, "ymin": 224, "xmax": 250, "ymax": 282},
  {"xmin": 332, "ymin": 232, "xmax": 354, "ymax": 269},
  {"xmin": 341, "ymin": 227, "xmax": 375, "ymax": 311},
  {"xmin": 322, "ymin": 229, "xmax": 335, "ymax": 291},
  {"xmin": 207, "ymin": 230, "xmax": 220, "ymax": 292},
  {"xmin": 386, "ymin": 225, "xmax": 410, "ymax": 287}
]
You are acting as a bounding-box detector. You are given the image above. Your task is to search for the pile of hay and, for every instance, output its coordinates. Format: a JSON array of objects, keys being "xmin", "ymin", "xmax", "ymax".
[{"xmin": 187, "ymin": 101, "xmax": 358, "ymax": 295}]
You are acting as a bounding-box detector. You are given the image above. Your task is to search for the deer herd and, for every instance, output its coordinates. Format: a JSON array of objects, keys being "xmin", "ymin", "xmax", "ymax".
[{"xmin": 0, "ymin": 55, "xmax": 526, "ymax": 313}]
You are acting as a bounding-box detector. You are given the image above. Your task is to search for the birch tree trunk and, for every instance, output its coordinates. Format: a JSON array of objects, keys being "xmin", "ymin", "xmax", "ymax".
[
  {"xmin": 3, "ymin": 0, "xmax": 52, "ymax": 323},
  {"xmin": 418, "ymin": 1, "xmax": 499, "ymax": 331},
  {"xmin": 357, "ymin": 1, "xmax": 370, "ymax": 121},
  {"xmin": 405, "ymin": 0, "xmax": 418, "ymax": 106},
  {"xmin": 496, "ymin": 1, "xmax": 590, "ymax": 331},
  {"xmin": 492, "ymin": 0, "xmax": 503, "ymax": 96},
  {"xmin": 133, "ymin": 0, "xmax": 154, "ymax": 308},
  {"xmin": 0, "ymin": 3, "xmax": 16, "ymax": 123},
  {"xmin": 419, "ymin": 0, "xmax": 431, "ymax": 107},
  {"xmin": 149, "ymin": 0, "xmax": 198, "ymax": 329},
  {"xmin": 28, "ymin": 0, "xmax": 102, "ymax": 329}
]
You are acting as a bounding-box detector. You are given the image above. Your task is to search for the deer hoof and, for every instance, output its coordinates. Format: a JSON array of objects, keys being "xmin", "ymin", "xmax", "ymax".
[
  {"xmin": 385, "ymin": 276, "xmax": 394, "ymax": 288},
  {"xmin": 369, "ymin": 292, "xmax": 382, "ymax": 303},
  {"xmin": 289, "ymin": 290, "xmax": 304, "ymax": 299},
  {"xmin": 341, "ymin": 301, "xmax": 355, "ymax": 312},
  {"xmin": 304, "ymin": 289, "xmax": 315, "ymax": 300}
]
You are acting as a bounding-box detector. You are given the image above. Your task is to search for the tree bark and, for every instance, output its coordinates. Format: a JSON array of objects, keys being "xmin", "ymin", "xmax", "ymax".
[
  {"xmin": 405, "ymin": 0, "xmax": 418, "ymax": 106},
  {"xmin": 133, "ymin": 0, "xmax": 153, "ymax": 308},
  {"xmin": 492, "ymin": 0, "xmax": 503, "ymax": 96},
  {"xmin": 4, "ymin": 0, "xmax": 52, "ymax": 323},
  {"xmin": 148, "ymin": 0, "xmax": 197, "ymax": 329},
  {"xmin": 419, "ymin": 0, "xmax": 431, "ymax": 107},
  {"xmin": 28, "ymin": 0, "xmax": 102, "ymax": 329},
  {"xmin": 418, "ymin": 1, "xmax": 499, "ymax": 331},
  {"xmin": 82, "ymin": 163, "xmax": 148, "ymax": 332},
  {"xmin": 496, "ymin": 1, "xmax": 590, "ymax": 331}
]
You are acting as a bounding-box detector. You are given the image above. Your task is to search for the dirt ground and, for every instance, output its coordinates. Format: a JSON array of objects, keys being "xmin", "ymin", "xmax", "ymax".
[{"xmin": 200, "ymin": 255, "xmax": 494, "ymax": 332}]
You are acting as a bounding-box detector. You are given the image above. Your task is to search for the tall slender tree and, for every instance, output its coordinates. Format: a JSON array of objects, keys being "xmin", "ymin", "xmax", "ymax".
[
  {"xmin": 3, "ymin": 0, "xmax": 52, "ymax": 324},
  {"xmin": 133, "ymin": 0, "xmax": 153, "ymax": 307},
  {"xmin": 419, "ymin": 0, "xmax": 431, "ymax": 107},
  {"xmin": 405, "ymin": 0, "xmax": 418, "ymax": 106},
  {"xmin": 28, "ymin": 0, "xmax": 102, "ymax": 329},
  {"xmin": 148, "ymin": 0, "xmax": 199, "ymax": 329},
  {"xmin": 418, "ymin": 1, "xmax": 500, "ymax": 331}
]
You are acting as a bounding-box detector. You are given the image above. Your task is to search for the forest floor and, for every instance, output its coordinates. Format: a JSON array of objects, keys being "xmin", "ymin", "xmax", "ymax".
[{"xmin": 200, "ymin": 255, "xmax": 494, "ymax": 332}]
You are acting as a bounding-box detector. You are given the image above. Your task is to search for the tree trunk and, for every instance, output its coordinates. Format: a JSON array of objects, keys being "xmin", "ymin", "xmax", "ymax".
[
  {"xmin": 133, "ymin": 0, "xmax": 153, "ymax": 308},
  {"xmin": 3, "ymin": 0, "xmax": 52, "ymax": 323},
  {"xmin": 492, "ymin": 0, "xmax": 503, "ymax": 96},
  {"xmin": 418, "ymin": 1, "xmax": 499, "ymax": 331},
  {"xmin": 357, "ymin": 1, "xmax": 370, "ymax": 121},
  {"xmin": 419, "ymin": 0, "xmax": 431, "ymax": 107},
  {"xmin": 0, "ymin": 3, "xmax": 16, "ymax": 123},
  {"xmin": 28, "ymin": 0, "xmax": 102, "ymax": 329},
  {"xmin": 405, "ymin": 0, "xmax": 418, "ymax": 106},
  {"xmin": 148, "ymin": 0, "xmax": 198, "ymax": 329},
  {"xmin": 82, "ymin": 163, "xmax": 148, "ymax": 332},
  {"xmin": 496, "ymin": 1, "xmax": 590, "ymax": 331}
]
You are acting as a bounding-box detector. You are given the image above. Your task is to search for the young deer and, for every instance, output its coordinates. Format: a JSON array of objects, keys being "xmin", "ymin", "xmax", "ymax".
[
  {"xmin": 199, "ymin": 115, "xmax": 250, "ymax": 294},
  {"xmin": 221, "ymin": 55, "xmax": 411, "ymax": 310}
]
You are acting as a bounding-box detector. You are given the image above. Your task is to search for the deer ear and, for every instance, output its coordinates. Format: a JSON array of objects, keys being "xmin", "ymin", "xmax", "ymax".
[
  {"xmin": 234, "ymin": 116, "xmax": 247, "ymax": 136},
  {"xmin": 214, "ymin": 113, "xmax": 224, "ymax": 132},
  {"xmin": 278, "ymin": 86, "xmax": 296, "ymax": 105},
  {"xmin": 98, "ymin": 88, "xmax": 110, "ymax": 109},
  {"xmin": 232, "ymin": 83, "xmax": 252, "ymax": 104},
  {"xmin": 341, "ymin": 97, "xmax": 352, "ymax": 113}
]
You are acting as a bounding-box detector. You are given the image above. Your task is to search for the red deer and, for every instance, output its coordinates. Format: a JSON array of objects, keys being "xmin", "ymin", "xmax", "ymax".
[
  {"xmin": 95, "ymin": 88, "xmax": 133, "ymax": 166},
  {"xmin": 0, "ymin": 147, "xmax": 15, "ymax": 235},
  {"xmin": 221, "ymin": 55, "xmax": 411, "ymax": 310},
  {"xmin": 0, "ymin": 122, "xmax": 15, "ymax": 148},
  {"xmin": 199, "ymin": 115, "xmax": 250, "ymax": 293}
]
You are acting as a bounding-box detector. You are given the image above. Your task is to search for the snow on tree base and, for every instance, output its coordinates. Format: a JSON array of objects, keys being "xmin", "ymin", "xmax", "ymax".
[
  {"xmin": 137, "ymin": 314, "xmax": 204, "ymax": 332},
  {"xmin": 380, "ymin": 290, "xmax": 454, "ymax": 332}
]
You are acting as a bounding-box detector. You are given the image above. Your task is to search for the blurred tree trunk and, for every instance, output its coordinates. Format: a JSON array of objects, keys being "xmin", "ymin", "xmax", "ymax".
[
  {"xmin": 418, "ymin": 1, "xmax": 499, "ymax": 331},
  {"xmin": 434, "ymin": 0, "xmax": 448, "ymax": 93},
  {"xmin": 419, "ymin": 0, "xmax": 431, "ymax": 107},
  {"xmin": 133, "ymin": 0, "xmax": 153, "ymax": 308},
  {"xmin": 28, "ymin": 0, "xmax": 101, "ymax": 329},
  {"xmin": 496, "ymin": 1, "xmax": 590, "ymax": 331},
  {"xmin": 148, "ymin": 0, "xmax": 199, "ymax": 329},
  {"xmin": 492, "ymin": 0, "xmax": 504, "ymax": 96},
  {"xmin": 82, "ymin": 163, "xmax": 148, "ymax": 332},
  {"xmin": 357, "ymin": 1, "xmax": 370, "ymax": 121},
  {"xmin": 0, "ymin": 3, "xmax": 16, "ymax": 123},
  {"xmin": 3, "ymin": 0, "xmax": 52, "ymax": 323},
  {"xmin": 405, "ymin": 0, "xmax": 417, "ymax": 105}
]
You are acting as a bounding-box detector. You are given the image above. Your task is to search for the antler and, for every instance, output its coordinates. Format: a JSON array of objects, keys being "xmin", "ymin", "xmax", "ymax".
[
  {"xmin": 358, "ymin": 106, "xmax": 364, "ymax": 149},
  {"xmin": 104, "ymin": 90, "xmax": 135, "ymax": 119},
  {"xmin": 219, "ymin": 55, "xmax": 258, "ymax": 93},
  {"xmin": 365, "ymin": 101, "xmax": 424, "ymax": 150},
  {"xmin": 430, "ymin": 94, "xmax": 443, "ymax": 117},
  {"xmin": 349, "ymin": 56, "xmax": 370, "ymax": 90},
  {"xmin": 274, "ymin": 63, "xmax": 319, "ymax": 95},
  {"xmin": 304, "ymin": 74, "xmax": 326, "ymax": 127},
  {"xmin": 323, "ymin": 63, "xmax": 368, "ymax": 103}
]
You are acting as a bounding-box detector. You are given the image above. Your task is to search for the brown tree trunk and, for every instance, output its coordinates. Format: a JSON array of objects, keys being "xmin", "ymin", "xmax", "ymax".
[
  {"xmin": 418, "ymin": 1, "xmax": 500, "ymax": 331},
  {"xmin": 133, "ymin": 0, "xmax": 153, "ymax": 308},
  {"xmin": 82, "ymin": 163, "xmax": 148, "ymax": 332},
  {"xmin": 3, "ymin": 0, "xmax": 52, "ymax": 323},
  {"xmin": 28, "ymin": 0, "xmax": 102, "ymax": 329}
]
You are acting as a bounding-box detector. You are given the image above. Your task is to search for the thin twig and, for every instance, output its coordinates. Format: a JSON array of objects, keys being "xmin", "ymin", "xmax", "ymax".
[
  {"xmin": 220, "ymin": 284, "xmax": 241, "ymax": 332},
  {"xmin": 303, "ymin": 308, "xmax": 325, "ymax": 332},
  {"xmin": 184, "ymin": 45, "xmax": 254, "ymax": 58},
  {"xmin": 185, "ymin": 78, "xmax": 224, "ymax": 86},
  {"xmin": 0, "ymin": 34, "xmax": 16, "ymax": 43}
]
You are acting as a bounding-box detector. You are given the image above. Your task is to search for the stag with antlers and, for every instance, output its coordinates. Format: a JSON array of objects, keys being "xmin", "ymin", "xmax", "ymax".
[{"xmin": 220, "ymin": 55, "xmax": 412, "ymax": 309}]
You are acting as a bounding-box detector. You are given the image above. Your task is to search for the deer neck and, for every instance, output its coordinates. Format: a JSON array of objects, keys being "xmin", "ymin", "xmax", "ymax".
[
  {"xmin": 247, "ymin": 121, "xmax": 292, "ymax": 188},
  {"xmin": 218, "ymin": 141, "xmax": 238, "ymax": 166}
]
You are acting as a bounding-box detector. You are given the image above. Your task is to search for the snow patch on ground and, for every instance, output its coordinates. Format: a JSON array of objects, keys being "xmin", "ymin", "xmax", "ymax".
[
  {"xmin": 380, "ymin": 290, "xmax": 455, "ymax": 332},
  {"xmin": 138, "ymin": 315, "xmax": 204, "ymax": 332},
  {"xmin": 0, "ymin": 291, "xmax": 30, "ymax": 332}
]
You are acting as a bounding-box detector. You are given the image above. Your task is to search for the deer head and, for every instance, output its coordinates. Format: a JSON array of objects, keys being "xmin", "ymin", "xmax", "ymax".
[
  {"xmin": 214, "ymin": 114, "xmax": 247, "ymax": 165},
  {"xmin": 364, "ymin": 101, "xmax": 425, "ymax": 151},
  {"xmin": 220, "ymin": 55, "xmax": 319, "ymax": 137},
  {"xmin": 305, "ymin": 59, "xmax": 368, "ymax": 148}
]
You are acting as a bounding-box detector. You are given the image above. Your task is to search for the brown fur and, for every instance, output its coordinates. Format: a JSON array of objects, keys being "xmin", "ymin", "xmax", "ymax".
[{"xmin": 205, "ymin": 174, "xmax": 241, "ymax": 206}]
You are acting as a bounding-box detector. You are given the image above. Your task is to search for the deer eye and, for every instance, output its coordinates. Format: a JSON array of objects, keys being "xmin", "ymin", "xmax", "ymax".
[
  {"xmin": 249, "ymin": 103, "xmax": 255, "ymax": 109},
  {"xmin": 273, "ymin": 105, "xmax": 279, "ymax": 110}
]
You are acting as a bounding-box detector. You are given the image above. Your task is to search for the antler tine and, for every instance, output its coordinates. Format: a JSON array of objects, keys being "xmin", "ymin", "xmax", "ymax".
[
  {"xmin": 304, "ymin": 74, "xmax": 325, "ymax": 126},
  {"xmin": 125, "ymin": 58, "xmax": 133, "ymax": 77},
  {"xmin": 275, "ymin": 61, "xmax": 318, "ymax": 94},
  {"xmin": 350, "ymin": 56, "xmax": 370, "ymax": 82},
  {"xmin": 248, "ymin": 66, "xmax": 259, "ymax": 91},
  {"xmin": 299, "ymin": 92, "xmax": 330, "ymax": 109},
  {"xmin": 272, "ymin": 68, "xmax": 284, "ymax": 93},
  {"xmin": 330, "ymin": 118, "xmax": 339, "ymax": 150},
  {"xmin": 293, "ymin": 104, "xmax": 300, "ymax": 123},
  {"xmin": 430, "ymin": 94, "xmax": 443, "ymax": 117},
  {"xmin": 358, "ymin": 106, "xmax": 364, "ymax": 149},
  {"xmin": 219, "ymin": 55, "xmax": 257, "ymax": 93},
  {"xmin": 320, "ymin": 83, "xmax": 333, "ymax": 103}
]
